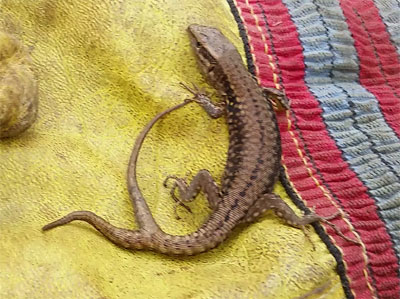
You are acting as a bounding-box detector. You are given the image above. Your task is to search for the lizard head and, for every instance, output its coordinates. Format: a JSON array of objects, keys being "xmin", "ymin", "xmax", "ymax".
[
  {"xmin": 187, "ymin": 24, "xmax": 242, "ymax": 91},
  {"xmin": 187, "ymin": 24, "xmax": 237, "ymax": 63}
]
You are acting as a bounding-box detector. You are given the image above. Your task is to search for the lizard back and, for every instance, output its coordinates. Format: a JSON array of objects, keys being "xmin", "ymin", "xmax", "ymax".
[
  {"xmin": 188, "ymin": 25, "xmax": 281, "ymax": 222},
  {"xmin": 43, "ymin": 24, "xmax": 288, "ymax": 256}
]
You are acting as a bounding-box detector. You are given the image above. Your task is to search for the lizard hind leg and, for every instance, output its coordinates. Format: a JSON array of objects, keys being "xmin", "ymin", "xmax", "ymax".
[
  {"xmin": 241, "ymin": 193, "xmax": 359, "ymax": 245},
  {"xmin": 242, "ymin": 193, "xmax": 332, "ymax": 226},
  {"xmin": 163, "ymin": 169, "xmax": 222, "ymax": 218}
]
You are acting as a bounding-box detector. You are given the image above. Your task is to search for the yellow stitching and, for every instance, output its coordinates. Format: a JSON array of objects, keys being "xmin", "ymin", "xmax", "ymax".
[
  {"xmin": 280, "ymin": 163, "xmax": 355, "ymax": 299},
  {"xmin": 238, "ymin": 0, "xmax": 375, "ymax": 295}
]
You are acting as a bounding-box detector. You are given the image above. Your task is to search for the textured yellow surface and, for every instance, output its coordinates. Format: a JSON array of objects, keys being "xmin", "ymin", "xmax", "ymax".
[{"xmin": 0, "ymin": 1, "xmax": 344, "ymax": 298}]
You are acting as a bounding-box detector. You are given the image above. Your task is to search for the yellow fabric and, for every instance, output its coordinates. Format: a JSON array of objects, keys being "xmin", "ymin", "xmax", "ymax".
[{"xmin": 0, "ymin": 1, "xmax": 344, "ymax": 298}]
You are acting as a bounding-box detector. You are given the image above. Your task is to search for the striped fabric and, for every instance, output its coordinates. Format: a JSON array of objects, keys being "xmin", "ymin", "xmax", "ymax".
[{"xmin": 226, "ymin": 0, "xmax": 400, "ymax": 298}]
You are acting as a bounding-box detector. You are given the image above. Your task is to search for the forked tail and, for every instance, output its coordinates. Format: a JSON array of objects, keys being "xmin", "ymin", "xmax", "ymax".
[
  {"xmin": 43, "ymin": 99, "xmax": 231, "ymax": 255},
  {"xmin": 125, "ymin": 100, "xmax": 192, "ymax": 233}
]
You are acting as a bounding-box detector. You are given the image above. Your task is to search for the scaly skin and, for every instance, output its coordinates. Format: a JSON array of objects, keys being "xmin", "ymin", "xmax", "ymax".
[{"xmin": 43, "ymin": 25, "xmax": 339, "ymax": 255}]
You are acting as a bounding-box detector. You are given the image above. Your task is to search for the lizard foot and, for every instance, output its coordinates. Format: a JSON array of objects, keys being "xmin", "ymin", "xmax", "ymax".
[
  {"xmin": 179, "ymin": 82, "xmax": 225, "ymax": 118},
  {"xmin": 179, "ymin": 82, "xmax": 207, "ymax": 97},
  {"xmin": 163, "ymin": 175, "xmax": 192, "ymax": 219},
  {"xmin": 304, "ymin": 209, "xmax": 361, "ymax": 245}
]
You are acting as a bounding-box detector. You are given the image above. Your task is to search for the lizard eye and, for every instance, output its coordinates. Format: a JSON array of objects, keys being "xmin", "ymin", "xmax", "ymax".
[{"xmin": 196, "ymin": 41, "xmax": 201, "ymax": 48}]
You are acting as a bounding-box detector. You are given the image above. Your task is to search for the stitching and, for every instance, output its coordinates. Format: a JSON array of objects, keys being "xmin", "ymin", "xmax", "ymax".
[
  {"xmin": 226, "ymin": 0, "xmax": 256, "ymax": 76},
  {"xmin": 313, "ymin": 1, "xmax": 400, "ymax": 183},
  {"xmin": 231, "ymin": 0, "xmax": 262, "ymax": 78},
  {"xmin": 251, "ymin": 0, "xmax": 367, "ymax": 259},
  {"xmin": 316, "ymin": 0, "xmax": 400, "ymax": 260},
  {"xmin": 255, "ymin": 5, "xmax": 355, "ymax": 297},
  {"xmin": 354, "ymin": 8, "xmax": 400, "ymax": 96},
  {"xmin": 372, "ymin": 0, "xmax": 400, "ymax": 61},
  {"xmin": 340, "ymin": 0, "xmax": 400, "ymax": 287},
  {"xmin": 282, "ymin": 114, "xmax": 374, "ymax": 298},
  {"xmin": 353, "ymin": 6, "xmax": 400, "ymax": 140},
  {"xmin": 256, "ymin": 2, "xmax": 285, "ymax": 88},
  {"xmin": 308, "ymin": 0, "xmax": 379, "ymax": 295},
  {"xmin": 245, "ymin": 0, "xmax": 353, "ymax": 235},
  {"xmin": 279, "ymin": 165, "xmax": 355, "ymax": 299},
  {"xmin": 243, "ymin": 0, "xmax": 277, "ymax": 87},
  {"xmin": 235, "ymin": 0, "xmax": 376, "ymax": 297}
]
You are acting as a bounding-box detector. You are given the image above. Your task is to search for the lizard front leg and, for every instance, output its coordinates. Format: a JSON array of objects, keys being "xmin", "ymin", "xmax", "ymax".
[
  {"xmin": 262, "ymin": 87, "xmax": 290, "ymax": 111},
  {"xmin": 181, "ymin": 83, "xmax": 225, "ymax": 118}
]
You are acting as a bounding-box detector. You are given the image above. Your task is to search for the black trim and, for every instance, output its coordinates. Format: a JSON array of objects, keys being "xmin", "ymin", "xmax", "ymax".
[
  {"xmin": 280, "ymin": 169, "xmax": 354, "ymax": 299},
  {"xmin": 226, "ymin": 0, "xmax": 256, "ymax": 75},
  {"xmin": 225, "ymin": 1, "xmax": 355, "ymax": 298}
]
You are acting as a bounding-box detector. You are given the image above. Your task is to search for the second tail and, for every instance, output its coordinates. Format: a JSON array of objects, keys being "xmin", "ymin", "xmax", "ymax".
[{"xmin": 42, "ymin": 99, "xmax": 234, "ymax": 255}]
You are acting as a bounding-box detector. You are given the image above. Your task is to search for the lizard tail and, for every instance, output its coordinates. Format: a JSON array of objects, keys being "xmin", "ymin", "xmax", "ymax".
[
  {"xmin": 43, "ymin": 100, "xmax": 222, "ymax": 254},
  {"xmin": 42, "ymin": 208, "xmax": 229, "ymax": 255},
  {"xmin": 42, "ymin": 211, "xmax": 153, "ymax": 250},
  {"xmin": 125, "ymin": 100, "xmax": 192, "ymax": 232}
]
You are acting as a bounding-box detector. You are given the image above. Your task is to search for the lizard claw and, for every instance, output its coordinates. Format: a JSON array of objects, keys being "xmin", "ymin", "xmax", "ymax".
[
  {"xmin": 315, "ymin": 211, "xmax": 360, "ymax": 245},
  {"xmin": 180, "ymin": 82, "xmax": 205, "ymax": 95},
  {"xmin": 163, "ymin": 175, "xmax": 179, "ymax": 187},
  {"xmin": 180, "ymin": 82, "xmax": 209, "ymax": 103}
]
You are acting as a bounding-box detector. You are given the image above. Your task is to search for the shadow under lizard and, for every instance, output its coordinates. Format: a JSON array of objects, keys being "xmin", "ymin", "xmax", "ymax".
[{"xmin": 43, "ymin": 25, "xmax": 349, "ymax": 255}]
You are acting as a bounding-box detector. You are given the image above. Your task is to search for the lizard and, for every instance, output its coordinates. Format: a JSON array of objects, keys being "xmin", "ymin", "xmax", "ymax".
[{"xmin": 42, "ymin": 24, "xmax": 348, "ymax": 255}]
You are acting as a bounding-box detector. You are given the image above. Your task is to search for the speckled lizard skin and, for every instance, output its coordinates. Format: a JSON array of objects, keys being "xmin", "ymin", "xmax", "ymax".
[{"xmin": 43, "ymin": 25, "xmax": 342, "ymax": 255}]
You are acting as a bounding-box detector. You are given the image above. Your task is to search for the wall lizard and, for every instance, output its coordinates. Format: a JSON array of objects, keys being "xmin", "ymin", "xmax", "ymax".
[{"xmin": 43, "ymin": 25, "xmax": 349, "ymax": 255}]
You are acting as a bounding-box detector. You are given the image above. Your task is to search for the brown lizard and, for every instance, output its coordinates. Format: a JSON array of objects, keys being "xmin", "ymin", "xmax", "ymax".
[{"xmin": 42, "ymin": 24, "xmax": 346, "ymax": 255}]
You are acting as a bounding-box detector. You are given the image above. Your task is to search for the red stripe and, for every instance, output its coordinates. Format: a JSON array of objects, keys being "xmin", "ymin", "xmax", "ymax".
[
  {"xmin": 339, "ymin": 0, "xmax": 400, "ymax": 138},
  {"xmin": 233, "ymin": 0, "xmax": 400, "ymax": 298}
]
